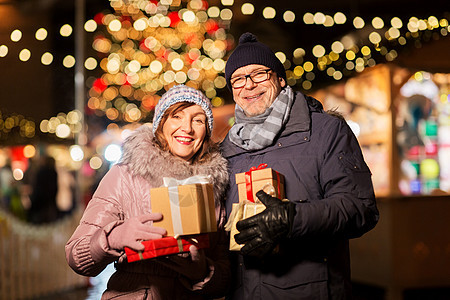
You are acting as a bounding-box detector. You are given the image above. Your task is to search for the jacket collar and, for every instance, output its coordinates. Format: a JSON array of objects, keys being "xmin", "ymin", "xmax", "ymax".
[{"xmin": 119, "ymin": 124, "xmax": 229, "ymax": 205}]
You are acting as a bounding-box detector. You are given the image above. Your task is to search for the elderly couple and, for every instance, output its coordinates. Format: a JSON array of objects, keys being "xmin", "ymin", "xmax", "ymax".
[{"xmin": 66, "ymin": 32, "xmax": 379, "ymax": 300}]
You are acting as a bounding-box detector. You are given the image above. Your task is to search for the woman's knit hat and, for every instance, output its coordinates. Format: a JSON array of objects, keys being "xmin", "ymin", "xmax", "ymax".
[
  {"xmin": 225, "ymin": 32, "xmax": 286, "ymax": 90},
  {"xmin": 152, "ymin": 84, "xmax": 214, "ymax": 134}
]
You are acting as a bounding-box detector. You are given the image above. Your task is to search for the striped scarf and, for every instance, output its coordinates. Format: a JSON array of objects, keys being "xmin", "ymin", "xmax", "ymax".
[{"xmin": 228, "ymin": 86, "xmax": 294, "ymax": 150}]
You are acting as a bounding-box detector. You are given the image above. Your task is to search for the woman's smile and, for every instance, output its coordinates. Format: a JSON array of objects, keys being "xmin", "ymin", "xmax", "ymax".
[{"xmin": 174, "ymin": 136, "xmax": 194, "ymax": 144}]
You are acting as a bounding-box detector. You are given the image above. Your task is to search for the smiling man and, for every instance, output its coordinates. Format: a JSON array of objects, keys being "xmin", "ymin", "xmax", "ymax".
[
  {"xmin": 221, "ymin": 32, "xmax": 379, "ymax": 300},
  {"xmin": 230, "ymin": 65, "xmax": 285, "ymax": 117}
]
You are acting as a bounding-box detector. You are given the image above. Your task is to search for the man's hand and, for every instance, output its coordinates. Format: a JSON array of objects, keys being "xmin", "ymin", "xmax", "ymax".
[{"xmin": 235, "ymin": 190, "xmax": 296, "ymax": 258}]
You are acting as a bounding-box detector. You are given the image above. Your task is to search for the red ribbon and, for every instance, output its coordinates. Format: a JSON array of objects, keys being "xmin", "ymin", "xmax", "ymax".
[{"xmin": 245, "ymin": 163, "xmax": 284, "ymax": 202}]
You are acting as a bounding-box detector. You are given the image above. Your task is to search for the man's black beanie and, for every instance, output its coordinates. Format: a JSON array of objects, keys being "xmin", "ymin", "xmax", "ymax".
[{"xmin": 225, "ymin": 32, "xmax": 286, "ymax": 90}]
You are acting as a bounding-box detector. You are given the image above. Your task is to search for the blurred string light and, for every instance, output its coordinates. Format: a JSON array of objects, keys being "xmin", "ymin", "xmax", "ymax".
[
  {"xmin": 63, "ymin": 55, "xmax": 76, "ymax": 68},
  {"xmin": 89, "ymin": 155, "xmax": 103, "ymax": 169},
  {"xmin": 1, "ymin": 23, "xmax": 96, "ymax": 69},
  {"xmin": 0, "ymin": 110, "xmax": 36, "ymax": 141},
  {"xmin": 283, "ymin": 11, "xmax": 295, "ymax": 23},
  {"xmin": 1, "ymin": 3, "xmax": 448, "ymax": 177},
  {"xmin": 237, "ymin": 5, "xmax": 449, "ymax": 90},
  {"xmin": 0, "ymin": 45, "xmax": 8, "ymax": 57},
  {"xmin": 35, "ymin": 28, "xmax": 48, "ymax": 40},
  {"xmin": 241, "ymin": 3, "xmax": 254, "ymax": 15},
  {"xmin": 12, "ymin": 168, "xmax": 24, "ymax": 180},
  {"xmin": 60, "ymin": 24, "xmax": 73, "ymax": 37},
  {"xmin": 10, "ymin": 29, "xmax": 22, "ymax": 42},
  {"xmin": 40, "ymin": 110, "xmax": 83, "ymax": 139},
  {"xmin": 0, "ymin": 0, "xmax": 450, "ymax": 124},
  {"xmin": 86, "ymin": 0, "xmax": 233, "ymax": 123},
  {"xmin": 262, "ymin": 7, "xmax": 276, "ymax": 19},
  {"xmin": 0, "ymin": 1, "xmax": 447, "ymax": 107},
  {"xmin": 19, "ymin": 49, "xmax": 31, "ymax": 61},
  {"xmin": 23, "ymin": 144, "xmax": 36, "ymax": 158},
  {"xmin": 41, "ymin": 52, "xmax": 53, "ymax": 65},
  {"xmin": 104, "ymin": 144, "xmax": 122, "ymax": 163},
  {"xmin": 70, "ymin": 145, "xmax": 84, "ymax": 161}
]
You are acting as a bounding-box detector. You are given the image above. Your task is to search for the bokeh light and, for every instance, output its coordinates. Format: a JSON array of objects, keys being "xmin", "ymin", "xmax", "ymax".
[
  {"xmin": 35, "ymin": 28, "xmax": 48, "ymax": 40},
  {"xmin": 0, "ymin": 45, "xmax": 8, "ymax": 57},
  {"xmin": 11, "ymin": 29, "xmax": 22, "ymax": 42},
  {"xmin": 262, "ymin": 7, "xmax": 276, "ymax": 19},
  {"xmin": 241, "ymin": 3, "xmax": 254, "ymax": 15},
  {"xmin": 19, "ymin": 49, "xmax": 31, "ymax": 61},
  {"xmin": 41, "ymin": 52, "xmax": 53, "ymax": 65},
  {"xmin": 70, "ymin": 145, "xmax": 84, "ymax": 162},
  {"xmin": 60, "ymin": 24, "xmax": 73, "ymax": 37}
]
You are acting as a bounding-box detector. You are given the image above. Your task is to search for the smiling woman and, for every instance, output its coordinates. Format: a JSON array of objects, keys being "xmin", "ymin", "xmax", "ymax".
[
  {"xmin": 65, "ymin": 84, "xmax": 231, "ymax": 300},
  {"xmin": 152, "ymin": 85, "xmax": 215, "ymax": 163},
  {"xmin": 159, "ymin": 103, "xmax": 207, "ymax": 161}
]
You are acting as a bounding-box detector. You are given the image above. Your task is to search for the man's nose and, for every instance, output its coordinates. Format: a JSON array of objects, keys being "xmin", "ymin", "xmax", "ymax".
[{"xmin": 244, "ymin": 76, "xmax": 257, "ymax": 88}]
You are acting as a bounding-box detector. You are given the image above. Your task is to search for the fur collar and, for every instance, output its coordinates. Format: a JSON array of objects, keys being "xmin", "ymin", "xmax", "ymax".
[{"xmin": 119, "ymin": 124, "xmax": 229, "ymax": 206}]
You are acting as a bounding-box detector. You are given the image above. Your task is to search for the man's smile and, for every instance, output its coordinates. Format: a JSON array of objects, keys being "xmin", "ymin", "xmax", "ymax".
[{"xmin": 243, "ymin": 92, "xmax": 264, "ymax": 101}]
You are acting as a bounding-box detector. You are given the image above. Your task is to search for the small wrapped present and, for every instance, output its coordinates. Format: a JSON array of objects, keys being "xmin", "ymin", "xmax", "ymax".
[
  {"xmin": 235, "ymin": 164, "xmax": 285, "ymax": 203},
  {"xmin": 225, "ymin": 201, "xmax": 266, "ymax": 251},
  {"xmin": 125, "ymin": 234, "xmax": 210, "ymax": 262},
  {"xmin": 151, "ymin": 175, "xmax": 217, "ymax": 237},
  {"xmin": 226, "ymin": 165, "xmax": 286, "ymax": 251}
]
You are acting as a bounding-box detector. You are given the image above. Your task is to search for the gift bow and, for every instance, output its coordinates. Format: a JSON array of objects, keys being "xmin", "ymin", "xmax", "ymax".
[
  {"xmin": 163, "ymin": 175, "xmax": 211, "ymax": 187},
  {"xmin": 244, "ymin": 164, "xmax": 281, "ymax": 203},
  {"xmin": 162, "ymin": 175, "xmax": 213, "ymax": 236},
  {"xmin": 249, "ymin": 163, "xmax": 268, "ymax": 172}
]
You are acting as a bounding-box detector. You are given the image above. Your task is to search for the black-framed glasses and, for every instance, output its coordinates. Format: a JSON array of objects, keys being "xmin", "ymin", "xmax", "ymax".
[{"xmin": 230, "ymin": 69, "xmax": 272, "ymax": 88}]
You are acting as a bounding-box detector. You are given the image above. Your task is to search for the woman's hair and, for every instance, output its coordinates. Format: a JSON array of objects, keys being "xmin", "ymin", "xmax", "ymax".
[{"xmin": 154, "ymin": 101, "xmax": 217, "ymax": 163}]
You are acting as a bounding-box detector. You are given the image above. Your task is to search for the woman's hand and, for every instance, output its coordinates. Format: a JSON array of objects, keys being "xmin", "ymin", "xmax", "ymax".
[
  {"xmin": 107, "ymin": 213, "xmax": 167, "ymax": 251},
  {"xmin": 157, "ymin": 245, "xmax": 209, "ymax": 283}
]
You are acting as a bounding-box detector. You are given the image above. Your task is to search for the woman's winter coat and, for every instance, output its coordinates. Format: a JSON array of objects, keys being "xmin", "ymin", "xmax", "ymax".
[
  {"xmin": 220, "ymin": 92, "xmax": 379, "ymax": 300},
  {"xmin": 66, "ymin": 125, "xmax": 230, "ymax": 300}
]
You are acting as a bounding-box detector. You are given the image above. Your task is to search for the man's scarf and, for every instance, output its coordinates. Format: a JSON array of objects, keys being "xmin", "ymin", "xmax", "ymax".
[{"xmin": 228, "ymin": 86, "xmax": 294, "ymax": 150}]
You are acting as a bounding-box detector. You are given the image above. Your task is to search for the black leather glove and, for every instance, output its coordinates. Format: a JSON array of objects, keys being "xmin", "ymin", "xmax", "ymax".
[{"xmin": 234, "ymin": 190, "xmax": 296, "ymax": 258}]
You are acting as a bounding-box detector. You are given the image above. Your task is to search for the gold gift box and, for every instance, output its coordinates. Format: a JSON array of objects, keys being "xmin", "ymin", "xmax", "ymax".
[
  {"xmin": 227, "ymin": 167, "xmax": 286, "ymax": 251},
  {"xmin": 151, "ymin": 184, "xmax": 217, "ymax": 237},
  {"xmin": 235, "ymin": 167, "xmax": 285, "ymax": 202},
  {"xmin": 228, "ymin": 201, "xmax": 266, "ymax": 251}
]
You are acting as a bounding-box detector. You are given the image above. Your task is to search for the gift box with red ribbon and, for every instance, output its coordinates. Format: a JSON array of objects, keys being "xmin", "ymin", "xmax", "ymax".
[
  {"xmin": 235, "ymin": 163, "xmax": 285, "ymax": 203},
  {"xmin": 225, "ymin": 164, "xmax": 286, "ymax": 251},
  {"xmin": 125, "ymin": 234, "xmax": 210, "ymax": 262}
]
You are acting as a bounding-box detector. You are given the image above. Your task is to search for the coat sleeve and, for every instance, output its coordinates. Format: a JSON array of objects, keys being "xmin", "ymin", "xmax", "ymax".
[
  {"xmin": 290, "ymin": 116, "xmax": 379, "ymax": 240},
  {"xmin": 65, "ymin": 165, "xmax": 128, "ymax": 277}
]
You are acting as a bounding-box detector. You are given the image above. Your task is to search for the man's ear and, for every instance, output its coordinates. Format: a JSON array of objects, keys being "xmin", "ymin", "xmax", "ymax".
[{"xmin": 279, "ymin": 77, "xmax": 286, "ymax": 87}]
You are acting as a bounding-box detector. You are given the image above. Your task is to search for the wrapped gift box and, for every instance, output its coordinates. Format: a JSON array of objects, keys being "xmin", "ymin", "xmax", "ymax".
[
  {"xmin": 151, "ymin": 183, "xmax": 217, "ymax": 236},
  {"xmin": 125, "ymin": 234, "xmax": 210, "ymax": 262},
  {"xmin": 227, "ymin": 201, "xmax": 266, "ymax": 251},
  {"xmin": 235, "ymin": 164, "xmax": 285, "ymax": 203},
  {"xmin": 227, "ymin": 165, "xmax": 286, "ymax": 251}
]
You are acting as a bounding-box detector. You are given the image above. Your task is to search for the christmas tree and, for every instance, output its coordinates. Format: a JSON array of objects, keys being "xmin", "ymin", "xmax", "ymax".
[{"xmin": 88, "ymin": 0, "xmax": 233, "ymax": 123}]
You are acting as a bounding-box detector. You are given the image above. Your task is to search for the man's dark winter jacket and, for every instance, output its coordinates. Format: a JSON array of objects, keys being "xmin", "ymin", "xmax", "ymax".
[{"xmin": 221, "ymin": 92, "xmax": 379, "ymax": 300}]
